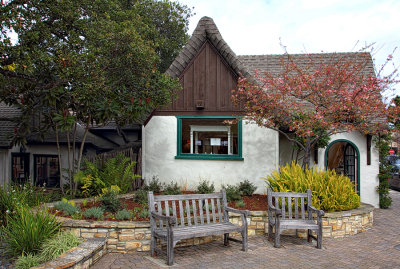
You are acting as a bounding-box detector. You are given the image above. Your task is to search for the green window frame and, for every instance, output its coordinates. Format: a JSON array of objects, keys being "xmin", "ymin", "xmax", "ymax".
[{"xmin": 175, "ymin": 116, "xmax": 243, "ymax": 161}]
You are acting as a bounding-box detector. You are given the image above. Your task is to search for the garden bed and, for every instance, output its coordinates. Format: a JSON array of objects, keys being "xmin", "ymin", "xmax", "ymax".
[{"xmin": 48, "ymin": 193, "xmax": 268, "ymax": 222}]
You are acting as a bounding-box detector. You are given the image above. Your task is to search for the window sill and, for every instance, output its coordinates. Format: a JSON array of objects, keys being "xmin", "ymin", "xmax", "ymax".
[{"xmin": 175, "ymin": 154, "xmax": 244, "ymax": 161}]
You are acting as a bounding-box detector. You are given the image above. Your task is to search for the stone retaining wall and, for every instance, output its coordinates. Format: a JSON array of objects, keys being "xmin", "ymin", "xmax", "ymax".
[
  {"xmin": 59, "ymin": 204, "xmax": 373, "ymax": 253},
  {"xmin": 32, "ymin": 238, "xmax": 107, "ymax": 269},
  {"xmin": 321, "ymin": 203, "xmax": 374, "ymax": 238}
]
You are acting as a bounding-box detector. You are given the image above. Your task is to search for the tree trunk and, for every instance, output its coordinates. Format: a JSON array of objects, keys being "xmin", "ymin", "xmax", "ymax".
[
  {"xmin": 55, "ymin": 124, "xmax": 64, "ymax": 194},
  {"xmin": 302, "ymin": 141, "xmax": 312, "ymax": 170},
  {"xmin": 76, "ymin": 118, "xmax": 90, "ymax": 173},
  {"xmin": 66, "ymin": 130, "xmax": 73, "ymax": 194}
]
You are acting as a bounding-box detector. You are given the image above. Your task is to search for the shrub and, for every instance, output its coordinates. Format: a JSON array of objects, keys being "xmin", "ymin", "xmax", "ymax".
[
  {"xmin": 2, "ymin": 206, "xmax": 61, "ymax": 255},
  {"xmin": 54, "ymin": 199, "xmax": 80, "ymax": 216},
  {"xmin": 134, "ymin": 189, "xmax": 148, "ymax": 205},
  {"xmin": 264, "ymin": 162, "xmax": 360, "ymax": 212},
  {"xmin": 222, "ymin": 184, "xmax": 242, "ymax": 202},
  {"xmin": 377, "ymin": 180, "xmax": 392, "ymax": 209},
  {"xmin": 75, "ymin": 154, "xmax": 140, "ymax": 196},
  {"xmin": 83, "ymin": 207, "xmax": 105, "ymax": 219},
  {"xmin": 15, "ymin": 254, "xmax": 42, "ymax": 269},
  {"xmin": 73, "ymin": 160, "xmax": 105, "ymax": 197},
  {"xmin": 196, "ymin": 180, "xmax": 215, "ymax": 194},
  {"xmin": 0, "ymin": 183, "xmax": 50, "ymax": 226},
  {"xmin": 235, "ymin": 200, "xmax": 245, "ymax": 208},
  {"xmin": 163, "ymin": 181, "xmax": 181, "ymax": 195},
  {"xmin": 238, "ymin": 180, "xmax": 257, "ymax": 196},
  {"xmin": 139, "ymin": 208, "xmax": 149, "ymax": 219},
  {"xmin": 99, "ymin": 154, "xmax": 140, "ymax": 194},
  {"xmin": 100, "ymin": 186, "xmax": 121, "ymax": 212},
  {"xmin": 115, "ymin": 209, "xmax": 133, "ymax": 220},
  {"xmin": 143, "ymin": 176, "xmax": 164, "ymax": 193},
  {"xmin": 14, "ymin": 232, "xmax": 81, "ymax": 269},
  {"xmin": 39, "ymin": 232, "xmax": 81, "ymax": 262},
  {"xmin": 0, "ymin": 184, "xmax": 16, "ymax": 226}
]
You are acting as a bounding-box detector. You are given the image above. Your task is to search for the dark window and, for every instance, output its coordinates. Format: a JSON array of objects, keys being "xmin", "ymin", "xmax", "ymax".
[
  {"xmin": 34, "ymin": 155, "xmax": 60, "ymax": 187},
  {"xmin": 11, "ymin": 153, "xmax": 30, "ymax": 184}
]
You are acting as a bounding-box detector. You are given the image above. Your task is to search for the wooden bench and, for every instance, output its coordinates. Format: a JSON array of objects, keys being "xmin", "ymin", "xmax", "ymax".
[
  {"xmin": 267, "ymin": 188, "xmax": 324, "ymax": 248},
  {"xmin": 147, "ymin": 190, "xmax": 249, "ymax": 265}
]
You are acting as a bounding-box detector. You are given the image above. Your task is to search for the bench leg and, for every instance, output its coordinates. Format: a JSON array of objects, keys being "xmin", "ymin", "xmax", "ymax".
[
  {"xmin": 274, "ymin": 229, "xmax": 280, "ymax": 248},
  {"xmin": 150, "ymin": 234, "xmax": 156, "ymax": 257},
  {"xmin": 241, "ymin": 229, "xmax": 248, "ymax": 251},
  {"xmin": 307, "ymin": 229, "xmax": 312, "ymax": 243},
  {"xmin": 167, "ymin": 237, "xmax": 174, "ymax": 266},
  {"xmin": 268, "ymin": 223, "xmax": 273, "ymax": 241},
  {"xmin": 224, "ymin": 233, "xmax": 229, "ymax": 246},
  {"xmin": 317, "ymin": 228, "xmax": 322, "ymax": 249}
]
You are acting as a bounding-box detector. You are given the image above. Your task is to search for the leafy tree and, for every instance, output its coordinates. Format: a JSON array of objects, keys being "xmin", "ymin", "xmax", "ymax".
[
  {"xmin": 0, "ymin": 0, "xmax": 191, "ymax": 192},
  {"xmin": 233, "ymin": 49, "xmax": 399, "ymax": 169}
]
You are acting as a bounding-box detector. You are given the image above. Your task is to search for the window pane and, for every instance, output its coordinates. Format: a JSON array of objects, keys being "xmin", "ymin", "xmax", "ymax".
[
  {"xmin": 35, "ymin": 155, "xmax": 60, "ymax": 187},
  {"xmin": 181, "ymin": 118, "xmax": 238, "ymax": 155}
]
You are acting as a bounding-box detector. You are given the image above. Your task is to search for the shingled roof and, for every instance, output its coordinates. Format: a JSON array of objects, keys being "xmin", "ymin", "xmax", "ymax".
[
  {"xmin": 238, "ymin": 52, "xmax": 376, "ymax": 77},
  {"xmin": 166, "ymin": 16, "xmax": 250, "ymax": 79}
]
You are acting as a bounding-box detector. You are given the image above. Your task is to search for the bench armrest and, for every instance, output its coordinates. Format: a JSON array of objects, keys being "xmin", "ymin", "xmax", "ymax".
[
  {"xmin": 150, "ymin": 212, "xmax": 177, "ymax": 226},
  {"xmin": 268, "ymin": 204, "xmax": 282, "ymax": 216},
  {"xmin": 308, "ymin": 206, "xmax": 324, "ymax": 217},
  {"xmin": 225, "ymin": 206, "xmax": 250, "ymax": 217}
]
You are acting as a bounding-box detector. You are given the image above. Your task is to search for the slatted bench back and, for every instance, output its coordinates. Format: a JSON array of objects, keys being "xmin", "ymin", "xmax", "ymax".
[
  {"xmin": 267, "ymin": 189, "xmax": 312, "ymax": 220},
  {"xmin": 148, "ymin": 192, "xmax": 228, "ymax": 228}
]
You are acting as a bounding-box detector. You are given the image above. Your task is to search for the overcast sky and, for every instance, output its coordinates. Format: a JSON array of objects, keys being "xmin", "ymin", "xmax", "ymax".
[{"xmin": 177, "ymin": 0, "xmax": 400, "ymax": 98}]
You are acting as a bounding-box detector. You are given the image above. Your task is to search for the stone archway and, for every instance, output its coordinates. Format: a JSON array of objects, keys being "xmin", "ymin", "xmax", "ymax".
[{"xmin": 325, "ymin": 140, "xmax": 360, "ymax": 193}]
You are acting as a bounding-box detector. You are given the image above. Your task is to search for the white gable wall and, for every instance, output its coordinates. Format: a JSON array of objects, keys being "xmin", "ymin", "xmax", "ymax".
[
  {"xmin": 317, "ymin": 132, "xmax": 379, "ymax": 208},
  {"xmin": 143, "ymin": 116, "xmax": 279, "ymax": 193}
]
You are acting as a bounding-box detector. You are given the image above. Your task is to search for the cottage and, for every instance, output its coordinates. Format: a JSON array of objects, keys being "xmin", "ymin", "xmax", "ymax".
[
  {"xmin": 0, "ymin": 17, "xmax": 380, "ymax": 208},
  {"xmin": 142, "ymin": 17, "xmax": 379, "ymax": 207}
]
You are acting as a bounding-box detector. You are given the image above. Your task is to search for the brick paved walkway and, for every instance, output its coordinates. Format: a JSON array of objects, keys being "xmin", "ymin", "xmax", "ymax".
[{"xmin": 91, "ymin": 191, "xmax": 400, "ymax": 269}]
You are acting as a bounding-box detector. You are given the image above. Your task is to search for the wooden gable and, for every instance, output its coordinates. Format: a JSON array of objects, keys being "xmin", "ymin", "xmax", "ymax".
[{"xmin": 156, "ymin": 41, "xmax": 241, "ymax": 115}]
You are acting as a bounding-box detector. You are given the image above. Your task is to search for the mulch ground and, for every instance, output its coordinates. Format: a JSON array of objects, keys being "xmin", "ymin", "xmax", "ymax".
[{"xmin": 50, "ymin": 193, "xmax": 268, "ymax": 221}]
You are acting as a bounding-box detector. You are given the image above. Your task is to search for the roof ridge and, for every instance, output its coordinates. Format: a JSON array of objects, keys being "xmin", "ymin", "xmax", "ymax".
[
  {"xmin": 166, "ymin": 16, "xmax": 250, "ymax": 78},
  {"xmin": 238, "ymin": 52, "xmax": 370, "ymax": 57}
]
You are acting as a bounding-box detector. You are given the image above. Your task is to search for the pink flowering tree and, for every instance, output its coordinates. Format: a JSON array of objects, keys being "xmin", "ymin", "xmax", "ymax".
[{"xmin": 233, "ymin": 51, "xmax": 399, "ymax": 169}]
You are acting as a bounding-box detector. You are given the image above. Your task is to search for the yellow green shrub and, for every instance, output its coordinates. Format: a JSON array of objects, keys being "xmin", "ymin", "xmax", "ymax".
[{"xmin": 264, "ymin": 162, "xmax": 360, "ymax": 212}]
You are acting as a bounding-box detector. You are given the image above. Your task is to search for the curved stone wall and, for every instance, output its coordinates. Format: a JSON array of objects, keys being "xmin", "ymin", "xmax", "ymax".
[{"xmin": 59, "ymin": 204, "xmax": 373, "ymax": 252}]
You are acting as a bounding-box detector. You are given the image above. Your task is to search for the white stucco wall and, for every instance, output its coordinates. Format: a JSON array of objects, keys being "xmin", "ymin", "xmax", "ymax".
[
  {"xmin": 143, "ymin": 116, "xmax": 279, "ymax": 194},
  {"xmin": 316, "ymin": 132, "xmax": 379, "ymax": 208}
]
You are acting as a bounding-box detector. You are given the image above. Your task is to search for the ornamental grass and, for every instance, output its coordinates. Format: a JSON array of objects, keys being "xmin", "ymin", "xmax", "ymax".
[{"xmin": 264, "ymin": 162, "xmax": 360, "ymax": 212}]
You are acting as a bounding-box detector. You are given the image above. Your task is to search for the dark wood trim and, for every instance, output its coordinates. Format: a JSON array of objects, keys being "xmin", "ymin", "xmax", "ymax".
[
  {"xmin": 367, "ymin": 134, "xmax": 372, "ymax": 165},
  {"xmin": 178, "ymin": 40, "xmax": 239, "ymax": 81}
]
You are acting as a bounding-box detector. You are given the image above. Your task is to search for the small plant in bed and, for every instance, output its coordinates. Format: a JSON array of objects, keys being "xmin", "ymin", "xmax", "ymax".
[
  {"xmin": 196, "ymin": 180, "xmax": 215, "ymax": 194},
  {"xmin": 222, "ymin": 184, "xmax": 242, "ymax": 202},
  {"xmin": 83, "ymin": 207, "xmax": 105, "ymax": 220},
  {"xmin": 163, "ymin": 181, "xmax": 182, "ymax": 195},
  {"xmin": 54, "ymin": 198, "xmax": 80, "ymax": 216},
  {"xmin": 143, "ymin": 176, "xmax": 164, "ymax": 193},
  {"xmin": 116, "ymin": 209, "xmax": 134, "ymax": 220},
  {"xmin": 100, "ymin": 185, "xmax": 121, "ymax": 212},
  {"xmin": 134, "ymin": 189, "xmax": 148, "ymax": 205},
  {"xmin": 238, "ymin": 180, "xmax": 257, "ymax": 196}
]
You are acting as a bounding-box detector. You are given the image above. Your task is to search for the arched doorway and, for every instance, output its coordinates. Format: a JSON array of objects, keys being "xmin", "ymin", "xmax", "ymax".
[{"xmin": 325, "ymin": 140, "xmax": 360, "ymax": 193}]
